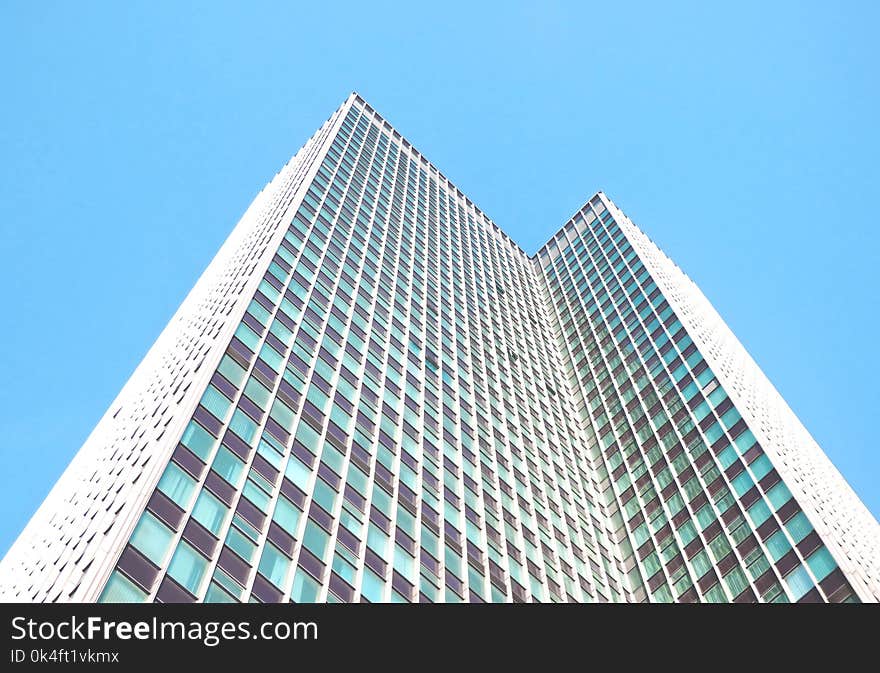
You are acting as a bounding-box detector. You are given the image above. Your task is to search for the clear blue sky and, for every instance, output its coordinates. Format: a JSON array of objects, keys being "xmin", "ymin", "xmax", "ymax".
[{"xmin": 1, "ymin": 1, "xmax": 878, "ymax": 558}]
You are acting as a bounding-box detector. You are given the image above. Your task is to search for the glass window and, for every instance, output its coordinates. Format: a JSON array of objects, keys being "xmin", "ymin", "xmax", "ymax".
[
  {"xmin": 286, "ymin": 455, "xmax": 312, "ymax": 490},
  {"xmin": 234, "ymin": 323, "xmax": 261, "ymax": 351},
  {"xmin": 806, "ymin": 546, "xmax": 837, "ymax": 581},
  {"xmin": 270, "ymin": 399, "xmax": 295, "ymax": 428},
  {"xmin": 678, "ymin": 520, "xmax": 697, "ymax": 545},
  {"xmin": 205, "ymin": 583, "xmax": 236, "ymax": 603},
  {"xmin": 98, "ymin": 571, "xmax": 147, "ymax": 603},
  {"xmin": 258, "ymin": 544, "xmax": 291, "ymax": 589},
  {"xmin": 767, "ymin": 482, "xmax": 792, "ymax": 509},
  {"xmin": 361, "ymin": 568, "xmax": 384, "ymax": 602},
  {"xmin": 180, "ymin": 421, "xmax": 216, "ymax": 460},
  {"xmin": 704, "ymin": 422, "xmax": 724, "ymax": 444},
  {"xmin": 167, "ymin": 542, "xmax": 209, "ymax": 595},
  {"xmin": 244, "ymin": 378, "xmax": 272, "ymax": 409},
  {"xmin": 720, "ymin": 408, "xmax": 741, "ymax": 430},
  {"xmin": 302, "ymin": 520, "xmax": 329, "ymax": 560},
  {"xmin": 734, "ymin": 429, "xmax": 756, "ymax": 453},
  {"xmin": 272, "ymin": 496, "xmax": 302, "ymax": 536},
  {"xmin": 784, "ymin": 512, "xmax": 813, "ymax": 543},
  {"xmin": 747, "ymin": 499, "xmax": 772, "ymax": 527},
  {"xmin": 765, "ymin": 531, "xmax": 792, "ymax": 561},
  {"xmin": 129, "ymin": 511, "xmax": 174, "ymax": 566},
  {"xmin": 313, "ymin": 479, "xmax": 337, "ymax": 513},
  {"xmin": 157, "ymin": 462, "xmax": 197, "ymax": 508},
  {"xmin": 212, "ymin": 446, "xmax": 245, "ymax": 487},
  {"xmin": 723, "ymin": 566, "xmax": 749, "ymax": 597},
  {"xmin": 291, "ymin": 570, "xmax": 320, "ymax": 603},
  {"xmin": 200, "ymin": 385, "xmax": 232, "ymax": 422},
  {"xmin": 784, "ymin": 564, "xmax": 813, "ymax": 601},
  {"xmin": 260, "ymin": 344, "xmax": 284, "ymax": 372},
  {"xmin": 229, "ymin": 409, "xmax": 257, "ymax": 444},
  {"xmin": 218, "ymin": 355, "xmax": 247, "ymax": 388},
  {"xmin": 225, "ymin": 526, "xmax": 256, "ymax": 563},
  {"xmin": 704, "ymin": 583, "xmax": 727, "ymax": 603},
  {"xmin": 243, "ymin": 478, "xmax": 271, "ymax": 512},
  {"xmin": 717, "ymin": 445, "xmax": 738, "ymax": 469},
  {"xmin": 691, "ymin": 550, "xmax": 712, "ymax": 577},
  {"xmin": 695, "ymin": 505, "xmax": 715, "ymax": 530},
  {"xmin": 731, "ymin": 470, "xmax": 754, "ymax": 496},
  {"xmin": 192, "ymin": 491, "xmax": 228, "ymax": 536},
  {"xmin": 749, "ymin": 455, "xmax": 773, "ymax": 480}
]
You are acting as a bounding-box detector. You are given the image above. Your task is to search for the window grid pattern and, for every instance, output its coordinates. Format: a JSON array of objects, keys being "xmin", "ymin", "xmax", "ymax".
[
  {"xmin": 536, "ymin": 196, "xmax": 861, "ymax": 603},
  {"xmin": 600, "ymin": 194, "xmax": 880, "ymax": 602},
  {"xmin": 101, "ymin": 99, "xmax": 630, "ymax": 604},
  {"xmin": 4, "ymin": 93, "xmax": 876, "ymax": 604},
  {"xmin": 93, "ymin": 100, "xmax": 880, "ymax": 605}
]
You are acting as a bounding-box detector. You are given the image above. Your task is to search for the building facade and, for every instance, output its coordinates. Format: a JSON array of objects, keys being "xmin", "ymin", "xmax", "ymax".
[{"xmin": 1, "ymin": 93, "xmax": 878, "ymax": 603}]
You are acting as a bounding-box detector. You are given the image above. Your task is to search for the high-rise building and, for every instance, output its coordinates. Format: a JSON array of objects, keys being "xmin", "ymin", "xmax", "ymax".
[{"xmin": 2, "ymin": 93, "xmax": 878, "ymax": 604}]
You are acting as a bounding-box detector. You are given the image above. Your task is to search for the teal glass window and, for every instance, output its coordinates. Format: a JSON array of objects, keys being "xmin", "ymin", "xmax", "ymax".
[
  {"xmin": 272, "ymin": 496, "xmax": 302, "ymax": 536},
  {"xmin": 293, "ymin": 421, "xmax": 320, "ymax": 454},
  {"xmin": 747, "ymin": 499, "xmax": 772, "ymax": 527},
  {"xmin": 99, "ymin": 571, "xmax": 147, "ymax": 603},
  {"xmin": 218, "ymin": 355, "xmax": 247, "ymax": 388},
  {"xmin": 734, "ymin": 429, "xmax": 756, "ymax": 453},
  {"xmin": 257, "ymin": 437, "xmax": 284, "ymax": 469},
  {"xmin": 167, "ymin": 542, "xmax": 209, "ymax": 595},
  {"xmin": 703, "ymin": 583, "xmax": 727, "ymax": 602},
  {"xmin": 157, "ymin": 462, "xmax": 196, "ymax": 508},
  {"xmin": 693, "ymin": 401, "xmax": 711, "ymax": 422},
  {"xmin": 394, "ymin": 544, "xmax": 416, "ymax": 582},
  {"xmin": 720, "ymin": 408, "xmax": 741, "ymax": 430},
  {"xmin": 695, "ymin": 505, "xmax": 715, "ymax": 529},
  {"xmin": 180, "ymin": 421, "xmax": 216, "ymax": 460},
  {"xmin": 229, "ymin": 409, "xmax": 257, "ymax": 444},
  {"xmin": 677, "ymin": 520, "xmax": 697, "ymax": 545},
  {"xmin": 243, "ymin": 378, "xmax": 272, "ymax": 409},
  {"xmin": 784, "ymin": 564, "xmax": 814, "ymax": 600},
  {"xmin": 247, "ymin": 299, "xmax": 271, "ymax": 325},
  {"xmin": 332, "ymin": 551, "xmax": 357, "ymax": 584},
  {"xmin": 313, "ymin": 479, "xmax": 337, "ymax": 513},
  {"xmin": 205, "ymin": 583, "xmax": 236, "ymax": 603},
  {"xmin": 723, "ymin": 566, "xmax": 749, "ymax": 597},
  {"xmin": 361, "ymin": 568, "xmax": 385, "ymax": 602},
  {"xmin": 717, "ymin": 444, "xmax": 738, "ymax": 469},
  {"xmin": 730, "ymin": 470, "xmax": 754, "ymax": 496},
  {"xmin": 767, "ymin": 482, "xmax": 792, "ymax": 509},
  {"xmin": 200, "ymin": 385, "xmax": 232, "ymax": 422},
  {"xmin": 225, "ymin": 527, "xmax": 256, "ymax": 563},
  {"xmin": 234, "ymin": 323, "xmax": 261, "ymax": 351},
  {"xmin": 704, "ymin": 422, "xmax": 724, "ymax": 444},
  {"xmin": 192, "ymin": 491, "xmax": 228, "ymax": 536},
  {"xmin": 707, "ymin": 386, "xmax": 727, "ymax": 407},
  {"xmin": 285, "ymin": 455, "xmax": 312, "ymax": 490},
  {"xmin": 691, "ymin": 549, "xmax": 712, "ymax": 577},
  {"xmin": 259, "ymin": 344, "xmax": 284, "ymax": 372},
  {"xmin": 258, "ymin": 544, "xmax": 291, "ymax": 589},
  {"xmin": 243, "ymin": 477, "xmax": 271, "ymax": 512},
  {"xmin": 129, "ymin": 511, "xmax": 174, "ymax": 566},
  {"xmin": 765, "ymin": 531, "xmax": 792, "ymax": 561},
  {"xmin": 784, "ymin": 512, "xmax": 814, "ymax": 543},
  {"xmin": 806, "ymin": 546, "xmax": 837, "ymax": 581},
  {"xmin": 291, "ymin": 570, "xmax": 320, "ymax": 602},
  {"xmin": 302, "ymin": 520, "xmax": 329, "ymax": 560},
  {"xmin": 212, "ymin": 446, "xmax": 245, "ymax": 487},
  {"xmin": 748, "ymin": 454, "xmax": 773, "ymax": 480},
  {"xmin": 269, "ymin": 399, "xmax": 295, "ymax": 429}
]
